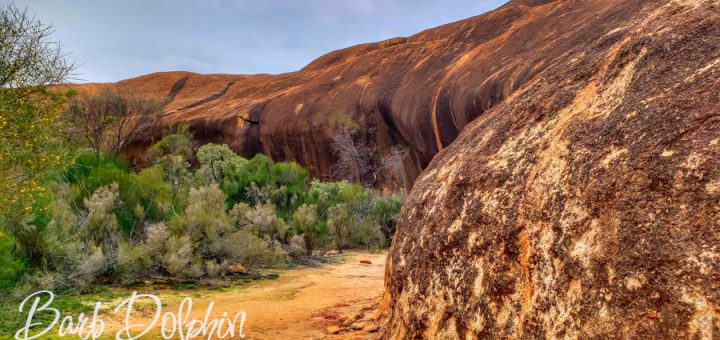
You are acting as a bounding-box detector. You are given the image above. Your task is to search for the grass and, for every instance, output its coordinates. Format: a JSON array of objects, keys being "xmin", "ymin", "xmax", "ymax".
[
  {"xmin": 0, "ymin": 253, "xmax": 365, "ymax": 338},
  {"xmin": 0, "ymin": 288, "xmax": 118, "ymax": 339},
  {"xmin": 0, "ymin": 271, "xmax": 281, "ymax": 338}
]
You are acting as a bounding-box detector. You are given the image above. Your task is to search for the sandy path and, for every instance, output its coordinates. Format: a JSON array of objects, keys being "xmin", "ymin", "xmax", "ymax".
[{"xmin": 101, "ymin": 252, "xmax": 386, "ymax": 339}]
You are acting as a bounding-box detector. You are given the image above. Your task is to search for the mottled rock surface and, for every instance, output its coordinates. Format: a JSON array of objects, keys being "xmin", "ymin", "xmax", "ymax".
[{"xmin": 383, "ymin": 0, "xmax": 720, "ymax": 338}]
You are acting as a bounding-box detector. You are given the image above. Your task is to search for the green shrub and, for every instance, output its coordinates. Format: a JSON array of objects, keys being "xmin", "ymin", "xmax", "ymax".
[
  {"xmin": 293, "ymin": 204, "xmax": 329, "ymax": 255},
  {"xmin": 62, "ymin": 154, "xmax": 175, "ymax": 234},
  {"xmin": 373, "ymin": 194, "xmax": 405, "ymax": 241},
  {"xmin": 3, "ymin": 134, "xmax": 403, "ymax": 291},
  {"xmin": 327, "ymin": 204, "xmax": 351, "ymax": 253},
  {"xmin": 171, "ymin": 184, "xmax": 230, "ymax": 241},
  {"xmin": 0, "ymin": 232, "xmax": 24, "ymax": 289},
  {"xmin": 148, "ymin": 125, "xmax": 194, "ymax": 162},
  {"xmin": 245, "ymin": 202, "xmax": 289, "ymax": 247},
  {"xmin": 196, "ymin": 143, "xmax": 243, "ymax": 184},
  {"xmin": 117, "ymin": 241, "xmax": 151, "ymax": 284}
]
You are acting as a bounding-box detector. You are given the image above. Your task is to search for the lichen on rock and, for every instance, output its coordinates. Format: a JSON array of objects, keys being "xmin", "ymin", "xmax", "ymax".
[{"xmin": 382, "ymin": 0, "xmax": 720, "ymax": 338}]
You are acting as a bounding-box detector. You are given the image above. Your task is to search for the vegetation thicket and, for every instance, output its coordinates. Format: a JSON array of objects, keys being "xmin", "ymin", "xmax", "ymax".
[{"xmin": 0, "ymin": 3, "xmax": 404, "ymax": 296}]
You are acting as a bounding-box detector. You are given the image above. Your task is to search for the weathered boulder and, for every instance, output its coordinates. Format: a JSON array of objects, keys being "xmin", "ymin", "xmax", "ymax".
[{"xmin": 383, "ymin": 0, "xmax": 720, "ymax": 338}]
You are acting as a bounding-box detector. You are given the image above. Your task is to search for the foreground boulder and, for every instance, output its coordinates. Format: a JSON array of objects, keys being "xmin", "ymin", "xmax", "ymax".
[{"xmin": 383, "ymin": 0, "xmax": 720, "ymax": 338}]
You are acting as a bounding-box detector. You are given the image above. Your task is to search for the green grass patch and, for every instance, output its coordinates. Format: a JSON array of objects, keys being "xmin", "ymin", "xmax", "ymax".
[{"xmin": 0, "ymin": 289, "xmax": 118, "ymax": 338}]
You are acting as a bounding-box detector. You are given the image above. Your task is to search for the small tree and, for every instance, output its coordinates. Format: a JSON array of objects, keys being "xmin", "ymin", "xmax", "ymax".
[
  {"xmin": 0, "ymin": 4, "xmax": 76, "ymax": 279},
  {"xmin": 375, "ymin": 146, "xmax": 409, "ymax": 190},
  {"xmin": 0, "ymin": 4, "xmax": 76, "ymax": 88},
  {"xmin": 148, "ymin": 126, "xmax": 194, "ymax": 161},
  {"xmin": 196, "ymin": 143, "xmax": 245, "ymax": 184},
  {"xmin": 148, "ymin": 126, "xmax": 194, "ymax": 202},
  {"xmin": 327, "ymin": 204, "xmax": 351, "ymax": 253},
  {"xmin": 65, "ymin": 91, "xmax": 159, "ymax": 159},
  {"xmin": 328, "ymin": 111, "xmax": 408, "ymax": 188},
  {"xmin": 328, "ymin": 111, "xmax": 370, "ymax": 184},
  {"xmin": 246, "ymin": 202, "xmax": 288, "ymax": 252},
  {"xmin": 81, "ymin": 183, "xmax": 121, "ymax": 272},
  {"xmin": 293, "ymin": 204, "xmax": 320, "ymax": 255}
]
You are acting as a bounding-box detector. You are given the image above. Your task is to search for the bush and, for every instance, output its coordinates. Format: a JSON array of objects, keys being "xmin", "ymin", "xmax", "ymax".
[
  {"xmin": 327, "ymin": 204, "xmax": 351, "ymax": 253},
  {"xmin": 171, "ymin": 184, "xmax": 230, "ymax": 242},
  {"xmin": 117, "ymin": 241, "xmax": 150, "ymax": 284},
  {"xmin": 0, "ymin": 232, "xmax": 24, "ymax": 289},
  {"xmin": 168, "ymin": 185, "xmax": 286, "ymax": 276},
  {"xmin": 71, "ymin": 246, "xmax": 106, "ymax": 288},
  {"xmin": 163, "ymin": 235, "xmax": 193, "ymax": 277},
  {"xmin": 220, "ymin": 230, "xmax": 285, "ymax": 271},
  {"xmin": 2, "ymin": 136, "xmax": 403, "ymax": 291},
  {"xmin": 288, "ymin": 235, "xmax": 306, "ymax": 258},
  {"xmin": 373, "ymin": 194, "xmax": 405, "ymax": 241},
  {"xmin": 63, "ymin": 154, "xmax": 175, "ymax": 234},
  {"xmin": 13, "ymin": 271, "xmax": 57, "ymax": 299},
  {"xmin": 293, "ymin": 204, "xmax": 328, "ymax": 255},
  {"xmin": 353, "ymin": 217, "xmax": 385, "ymax": 251},
  {"xmin": 81, "ymin": 183, "xmax": 121, "ymax": 271},
  {"xmin": 245, "ymin": 202, "xmax": 289, "ymax": 248},
  {"xmin": 196, "ymin": 144, "xmax": 243, "ymax": 184}
]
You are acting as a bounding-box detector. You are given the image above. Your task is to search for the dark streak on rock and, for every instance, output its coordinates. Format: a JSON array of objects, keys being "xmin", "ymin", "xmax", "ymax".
[{"xmin": 180, "ymin": 81, "xmax": 235, "ymax": 110}]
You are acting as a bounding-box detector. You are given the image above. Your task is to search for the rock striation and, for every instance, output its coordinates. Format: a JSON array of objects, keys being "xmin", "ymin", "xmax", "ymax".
[{"xmin": 383, "ymin": 0, "xmax": 720, "ymax": 338}]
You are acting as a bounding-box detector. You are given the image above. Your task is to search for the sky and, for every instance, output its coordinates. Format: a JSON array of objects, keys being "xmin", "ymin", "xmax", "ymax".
[{"xmin": 10, "ymin": 0, "xmax": 507, "ymax": 83}]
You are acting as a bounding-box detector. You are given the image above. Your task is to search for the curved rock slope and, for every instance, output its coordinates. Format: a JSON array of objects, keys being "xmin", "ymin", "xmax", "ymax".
[
  {"xmin": 383, "ymin": 0, "xmax": 720, "ymax": 338},
  {"xmin": 69, "ymin": 0, "xmax": 625, "ymax": 188}
]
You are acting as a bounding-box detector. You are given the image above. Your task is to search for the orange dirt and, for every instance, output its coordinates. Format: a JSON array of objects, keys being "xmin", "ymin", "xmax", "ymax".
[{"xmin": 101, "ymin": 252, "xmax": 386, "ymax": 339}]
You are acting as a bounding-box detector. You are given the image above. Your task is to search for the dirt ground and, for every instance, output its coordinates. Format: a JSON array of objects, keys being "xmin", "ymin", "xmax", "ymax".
[{"xmin": 101, "ymin": 252, "xmax": 387, "ymax": 339}]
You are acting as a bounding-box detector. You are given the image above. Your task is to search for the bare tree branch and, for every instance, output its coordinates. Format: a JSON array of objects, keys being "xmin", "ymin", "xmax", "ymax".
[
  {"xmin": 328, "ymin": 116, "xmax": 409, "ymax": 189},
  {"xmin": 329, "ymin": 126, "xmax": 372, "ymax": 185},
  {"xmin": 0, "ymin": 3, "xmax": 76, "ymax": 88},
  {"xmin": 376, "ymin": 146, "xmax": 409, "ymax": 190},
  {"xmin": 64, "ymin": 91, "xmax": 159, "ymax": 158}
]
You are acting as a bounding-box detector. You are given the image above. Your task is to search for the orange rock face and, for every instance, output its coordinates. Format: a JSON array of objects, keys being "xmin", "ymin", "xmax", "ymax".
[
  {"xmin": 64, "ymin": 0, "xmax": 620, "ymax": 188},
  {"xmin": 383, "ymin": 0, "xmax": 720, "ymax": 338}
]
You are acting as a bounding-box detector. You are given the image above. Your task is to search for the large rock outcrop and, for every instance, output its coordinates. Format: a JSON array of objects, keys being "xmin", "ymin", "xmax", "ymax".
[
  {"xmin": 383, "ymin": 0, "xmax": 720, "ymax": 338},
  {"xmin": 68, "ymin": 0, "xmax": 653, "ymax": 189}
]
